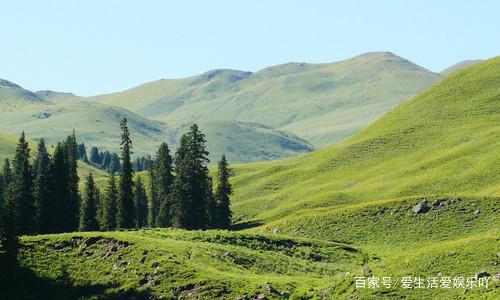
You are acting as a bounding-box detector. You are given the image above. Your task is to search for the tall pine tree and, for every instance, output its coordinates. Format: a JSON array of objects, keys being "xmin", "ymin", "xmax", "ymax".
[
  {"xmin": 134, "ymin": 178, "xmax": 148, "ymax": 228},
  {"xmin": 100, "ymin": 174, "xmax": 118, "ymax": 231},
  {"xmin": 79, "ymin": 173, "xmax": 99, "ymax": 231},
  {"xmin": 171, "ymin": 125, "xmax": 211, "ymax": 229},
  {"xmin": 0, "ymin": 159, "xmax": 12, "ymax": 210},
  {"xmin": 147, "ymin": 159, "xmax": 158, "ymax": 227},
  {"xmin": 4, "ymin": 132, "xmax": 36, "ymax": 235},
  {"xmin": 117, "ymin": 118, "xmax": 135, "ymax": 228},
  {"xmin": 65, "ymin": 132, "xmax": 80, "ymax": 232},
  {"xmin": 47, "ymin": 143, "xmax": 69, "ymax": 233},
  {"xmin": 33, "ymin": 139, "xmax": 51, "ymax": 233},
  {"xmin": 214, "ymin": 155, "xmax": 232, "ymax": 229},
  {"xmin": 155, "ymin": 143, "xmax": 174, "ymax": 227}
]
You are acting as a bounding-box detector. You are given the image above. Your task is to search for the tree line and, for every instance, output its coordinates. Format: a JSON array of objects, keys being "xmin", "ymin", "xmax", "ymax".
[
  {"xmin": 79, "ymin": 143, "xmax": 152, "ymax": 173},
  {"xmin": 0, "ymin": 119, "xmax": 232, "ymax": 269}
]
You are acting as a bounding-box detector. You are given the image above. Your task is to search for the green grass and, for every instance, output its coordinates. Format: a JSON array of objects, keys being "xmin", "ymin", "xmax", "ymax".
[
  {"xmin": 15, "ymin": 230, "xmax": 366, "ymax": 299},
  {"xmin": 89, "ymin": 52, "xmax": 441, "ymax": 147}
]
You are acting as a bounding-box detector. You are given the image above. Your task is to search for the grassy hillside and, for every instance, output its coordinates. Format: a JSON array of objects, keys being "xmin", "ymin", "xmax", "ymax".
[
  {"xmin": 0, "ymin": 131, "xmax": 19, "ymax": 164},
  {"xmin": 0, "ymin": 79, "xmax": 49, "ymax": 110},
  {"xmin": 230, "ymin": 56, "xmax": 500, "ymax": 227},
  {"xmin": 0, "ymin": 101, "xmax": 175, "ymax": 157},
  {"xmin": 13, "ymin": 230, "xmax": 366, "ymax": 299},
  {"xmin": 1, "ymin": 87, "xmax": 314, "ymax": 163},
  {"xmin": 195, "ymin": 121, "xmax": 313, "ymax": 163},
  {"xmin": 90, "ymin": 52, "xmax": 441, "ymax": 147},
  {"xmin": 440, "ymin": 59, "xmax": 483, "ymax": 75}
]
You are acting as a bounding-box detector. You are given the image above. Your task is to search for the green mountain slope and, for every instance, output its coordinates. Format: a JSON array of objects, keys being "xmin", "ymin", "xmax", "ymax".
[
  {"xmin": 0, "ymin": 79, "xmax": 49, "ymax": 110},
  {"xmin": 89, "ymin": 52, "xmax": 442, "ymax": 147},
  {"xmin": 224, "ymin": 57, "xmax": 500, "ymax": 298},
  {"xmin": 0, "ymin": 131, "xmax": 19, "ymax": 164},
  {"xmin": 1, "ymin": 84, "xmax": 314, "ymax": 163},
  {"xmin": 0, "ymin": 101, "xmax": 175, "ymax": 156},
  {"xmin": 440, "ymin": 59, "xmax": 483, "ymax": 75},
  {"xmin": 195, "ymin": 121, "xmax": 314, "ymax": 163},
  {"xmin": 231, "ymin": 56, "xmax": 500, "ymax": 226}
]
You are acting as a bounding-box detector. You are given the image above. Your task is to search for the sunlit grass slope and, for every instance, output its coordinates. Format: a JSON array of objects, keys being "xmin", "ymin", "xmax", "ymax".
[
  {"xmin": 230, "ymin": 56, "xmax": 500, "ymax": 227},
  {"xmin": 16, "ymin": 230, "xmax": 366, "ymax": 299}
]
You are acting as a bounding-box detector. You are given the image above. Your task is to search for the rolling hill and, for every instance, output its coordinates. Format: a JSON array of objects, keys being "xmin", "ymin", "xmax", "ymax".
[
  {"xmin": 0, "ymin": 101, "xmax": 175, "ymax": 156},
  {"xmin": 440, "ymin": 59, "xmax": 484, "ymax": 75},
  {"xmin": 89, "ymin": 52, "xmax": 442, "ymax": 147},
  {"xmin": 0, "ymin": 82, "xmax": 315, "ymax": 163},
  {"xmin": 0, "ymin": 79, "xmax": 49, "ymax": 110},
  {"xmin": 230, "ymin": 56, "xmax": 500, "ymax": 230},
  {"xmin": 11, "ymin": 58, "xmax": 500, "ymax": 299}
]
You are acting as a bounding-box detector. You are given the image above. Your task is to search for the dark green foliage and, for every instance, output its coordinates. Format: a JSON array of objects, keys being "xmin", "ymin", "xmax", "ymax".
[
  {"xmin": 77, "ymin": 143, "xmax": 86, "ymax": 160},
  {"xmin": 171, "ymin": 124, "xmax": 212, "ymax": 230},
  {"xmin": 214, "ymin": 155, "xmax": 232, "ymax": 229},
  {"xmin": 147, "ymin": 161, "xmax": 158, "ymax": 227},
  {"xmin": 89, "ymin": 146, "xmax": 101, "ymax": 165},
  {"xmin": 33, "ymin": 139, "xmax": 51, "ymax": 232},
  {"xmin": 101, "ymin": 150, "xmax": 111, "ymax": 171},
  {"xmin": 100, "ymin": 175, "xmax": 118, "ymax": 231},
  {"xmin": 134, "ymin": 178, "xmax": 148, "ymax": 228},
  {"xmin": 79, "ymin": 173, "xmax": 99, "ymax": 231},
  {"xmin": 117, "ymin": 118, "xmax": 135, "ymax": 229},
  {"xmin": 46, "ymin": 143, "xmax": 69, "ymax": 233},
  {"xmin": 4, "ymin": 132, "xmax": 36, "ymax": 235},
  {"xmin": 154, "ymin": 143, "xmax": 174, "ymax": 227},
  {"xmin": 64, "ymin": 133, "xmax": 80, "ymax": 232},
  {"xmin": 109, "ymin": 153, "xmax": 121, "ymax": 174},
  {"xmin": 0, "ymin": 159, "xmax": 12, "ymax": 212},
  {"xmin": 2, "ymin": 159, "xmax": 12, "ymax": 187}
]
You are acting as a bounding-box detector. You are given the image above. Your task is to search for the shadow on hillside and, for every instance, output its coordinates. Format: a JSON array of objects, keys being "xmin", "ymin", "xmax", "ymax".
[
  {"xmin": 0, "ymin": 266, "xmax": 154, "ymax": 300},
  {"xmin": 231, "ymin": 220, "xmax": 263, "ymax": 231}
]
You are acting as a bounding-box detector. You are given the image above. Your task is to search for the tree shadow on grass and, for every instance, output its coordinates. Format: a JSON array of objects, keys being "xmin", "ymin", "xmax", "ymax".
[
  {"xmin": 0, "ymin": 266, "xmax": 154, "ymax": 300},
  {"xmin": 230, "ymin": 220, "xmax": 263, "ymax": 231}
]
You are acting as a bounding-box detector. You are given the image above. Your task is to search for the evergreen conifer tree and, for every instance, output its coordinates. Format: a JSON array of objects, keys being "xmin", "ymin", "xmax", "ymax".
[
  {"xmin": 79, "ymin": 173, "xmax": 99, "ymax": 231},
  {"xmin": 147, "ymin": 159, "xmax": 158, "ymax": 227},
  {"xmin": 134, "ymin": 178, "xmax": 148, "ymax": 228},
  {"xmin": 47, "ymin": 143, "xmax": 69, "ymax": 233},
  {"xmin": 155, "ymin": 143, "xmax": 174, "ymax": 227},
  {"xmin": 4, "ymin": 132, "xmax": 36, "ymax": 235},
  {"xmin": 33, "ymin": 139, "xmax": 51, "ymax": 232},
  {"xmin": 109, "ymin": 153, "xmax": 121, "ymax": 174},
  {"xmin": 100, "ymin": 174, "xmax": 118, "ymax": 231},
  {"xmin": 117, "ymin": 118, "xmax": 135, "ymax": 228},
  {"xmin": 64, "ymin": 133, "xmax": 80, "ymax": 232},
  {"xmin": 214, "ymin": 155, "xmax": 232, "ymax": 229},
  {"xmin": 171, "ymin": 125, "xmax": 211, "ymax": 229},
  {"xmin": 90, "ymin": 146, "xmax": 101, "ymax": 164}
]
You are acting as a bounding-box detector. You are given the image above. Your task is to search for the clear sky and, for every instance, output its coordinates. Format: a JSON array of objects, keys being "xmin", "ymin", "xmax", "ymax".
[{"xmin": 1, "ymin": 0, "xmax": 499, "ymax": 96}]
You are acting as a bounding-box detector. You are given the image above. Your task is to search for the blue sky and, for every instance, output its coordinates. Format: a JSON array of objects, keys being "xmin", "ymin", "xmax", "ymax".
[{"xmin": 1, "ymin": 0, "xmax": 499, "ymax": 96}]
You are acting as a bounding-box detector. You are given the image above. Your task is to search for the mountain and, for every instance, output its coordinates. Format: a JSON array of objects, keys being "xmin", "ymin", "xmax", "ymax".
[
  {"xmin": 440, "ymin": 59, "xmax": 483, "ymax": 75},
  {"xmin": 0, "ymin": 101, "xmax": 175, "ymax": 156},
  {"xmin": 0, "ymin": 79, "xmax": 49, "ymax": 110},
  {"xmin": 0, "ymin": 99, "xmax": 312, "ymax": 163},
  {"xmin": 89, "ymin": 52, "xmax": 442, "ymax": 147}
]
